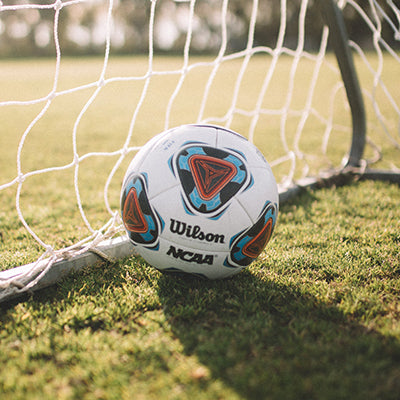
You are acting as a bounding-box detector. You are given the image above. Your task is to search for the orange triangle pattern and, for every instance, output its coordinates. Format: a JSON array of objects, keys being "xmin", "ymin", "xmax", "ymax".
[
  {"xmin": 242, "ymin": 218, "xmax": 273, "ymax": 259},
  {"xmin": 123, "ymin": 187, "xmax": 148, "ymax": 233},
  {"xmin": 189, "ymin": 154, "xmax": 237, "ymax": 200}
]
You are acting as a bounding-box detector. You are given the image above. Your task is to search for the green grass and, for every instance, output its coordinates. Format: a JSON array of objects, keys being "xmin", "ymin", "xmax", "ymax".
[
  {"xmin": 0, "ymin": 56, "xmax": 400, "ymax": 399},
  {"xmin": 1, "ymin": 180, "xmax": 400, "ymax": 399},
  {"xmin": 1, "ymin": 55, "xmax": 399, "ymax": 268}
]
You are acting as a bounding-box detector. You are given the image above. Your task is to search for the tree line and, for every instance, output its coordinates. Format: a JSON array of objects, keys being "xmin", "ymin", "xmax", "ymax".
[{"xmin": 0, "ymin": 0, "xmax": 398, "ymax": 57}]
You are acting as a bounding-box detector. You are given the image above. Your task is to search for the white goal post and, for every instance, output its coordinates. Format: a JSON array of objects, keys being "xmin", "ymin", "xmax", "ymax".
[{"xmin": 0, "ymin": 0, "xmax": 399, "ymax": 303}]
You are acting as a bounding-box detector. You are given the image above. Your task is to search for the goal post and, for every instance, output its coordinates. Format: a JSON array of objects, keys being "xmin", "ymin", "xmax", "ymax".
[
  {"xmin": 0, "ymin": 0, "xmax": 399, "ymax": 303},
  {"xmin": 320, "ymin": 0, "xmax": 400, "ymax": 185},
  {"xmin": 319, "ymin": 0, "xmax": 367, "ymax": 169},
  {"xmin": 322, "ymin": 0, "xmax": 400, "ymax": 185}
]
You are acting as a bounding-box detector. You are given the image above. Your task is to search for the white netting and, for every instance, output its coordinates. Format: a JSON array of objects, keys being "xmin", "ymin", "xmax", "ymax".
[{"xmin": 0, "ymin": 0, "xmax": 399, "ymax": 300}]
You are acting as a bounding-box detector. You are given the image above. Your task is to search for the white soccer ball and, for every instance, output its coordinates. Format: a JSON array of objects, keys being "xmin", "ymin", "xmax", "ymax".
[{"xmin": 120, "ymin": 124, "xmax": 278, "ymax": 279}]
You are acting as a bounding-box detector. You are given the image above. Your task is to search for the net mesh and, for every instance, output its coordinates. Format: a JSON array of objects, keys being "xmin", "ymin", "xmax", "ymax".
[{"xmin": 0, "ymin": 0, "xmax": 399, "ymax": 299}]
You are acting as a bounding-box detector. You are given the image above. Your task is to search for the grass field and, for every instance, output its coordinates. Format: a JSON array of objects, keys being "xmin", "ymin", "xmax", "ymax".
[{"xmin": 0, "ymin": 56, "xmax": 399, "ymax": 399}]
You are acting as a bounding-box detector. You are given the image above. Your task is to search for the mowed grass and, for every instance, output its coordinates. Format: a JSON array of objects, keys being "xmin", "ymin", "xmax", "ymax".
[
  {"xmin": 0, "ymin": 54, "xmax": 399, "ymax": 269},
  {"xmin": 1, "ymin": 181, "xmax": 400, "ymax": 399},
  {"xmin": 0, "ymin": 56, "xmax": 399, "ymax": 399}
]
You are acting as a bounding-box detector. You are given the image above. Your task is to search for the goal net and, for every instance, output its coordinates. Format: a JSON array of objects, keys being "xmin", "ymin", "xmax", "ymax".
[{"xmin": 0, "ymin": 0, "xmax": 399, "ymax": 302}]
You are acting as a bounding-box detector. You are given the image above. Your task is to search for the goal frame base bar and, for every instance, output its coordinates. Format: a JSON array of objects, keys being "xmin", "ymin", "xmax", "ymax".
[
  {"xmin": 1, "ymin": 168, "xmax": 398, "ymax": 304},
  {"xmin": 279, "ymin": 168, "xmax": 400, "ymax": 203},
  {"xmin": 0, "ymin": 236, "xmax": 135, "ymax": 304}
]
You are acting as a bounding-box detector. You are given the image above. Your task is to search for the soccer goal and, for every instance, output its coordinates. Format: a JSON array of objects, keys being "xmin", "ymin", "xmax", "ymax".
[{"xmin": 0, "ymin": 0, "xmax": 399, "ymax": 302}]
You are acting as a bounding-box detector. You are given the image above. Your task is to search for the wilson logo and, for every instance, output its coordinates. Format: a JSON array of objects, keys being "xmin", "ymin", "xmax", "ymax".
[
  {"xmin": 166, "ymin": 245, "xmax": 214, "ymax": 265},
  {"xmin": 169, "ymin": 218, "xmax": 225, "ymax": 244}
]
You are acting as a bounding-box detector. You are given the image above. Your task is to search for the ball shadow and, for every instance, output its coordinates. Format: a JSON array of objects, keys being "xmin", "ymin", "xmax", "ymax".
[{"xmin": 156, "ymin": 271, "xmax": 400, "ymax": 400}]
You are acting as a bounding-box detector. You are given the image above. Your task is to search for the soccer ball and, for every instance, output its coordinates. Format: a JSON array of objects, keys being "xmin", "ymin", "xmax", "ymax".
[{"xmin": 120, "ymin": 124, "xmax": 278, "ymax": 279}]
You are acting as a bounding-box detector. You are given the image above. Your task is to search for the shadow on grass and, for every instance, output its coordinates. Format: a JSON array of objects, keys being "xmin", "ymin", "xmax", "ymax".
[
  {"xmin": 1, "ymin": 183, "xmax": 399, "ymax": 398},
  {"xmin": 1, "ymin": 254, "xmax": 399, "ymax": 399},
  {"xmin": 156, "ymin": 271, "xmax": 400, "ymax": 400}
]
